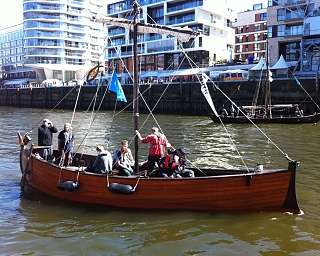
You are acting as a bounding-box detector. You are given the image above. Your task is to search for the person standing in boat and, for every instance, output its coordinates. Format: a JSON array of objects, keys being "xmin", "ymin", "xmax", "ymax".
[
  {"xmin": 87, "ymin": 145, "xmax": 113, "ymax": 174},
  {"xmin": 135, "ymin": 127, "xmax": 171, "ymax": 174},
  {"xmin": 113, "ymin": 140, "xmax": 134, "ymax": 176},
  {"xmin": 57, "ymin": 123, "xmax": 74, "ymax": 166},
  {"xmin": 38, "ymin": 118, "xmax": 58, "ymax": 161}
]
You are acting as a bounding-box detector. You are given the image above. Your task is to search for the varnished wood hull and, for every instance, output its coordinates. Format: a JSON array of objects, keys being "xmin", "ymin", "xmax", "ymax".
[
  {"xmin": 20, "ymin": 148, "xmax": 300, "ymax": 212},
  {"xmin": 210, "ymin": 113, "xmax": 320, "ymax": 124}
]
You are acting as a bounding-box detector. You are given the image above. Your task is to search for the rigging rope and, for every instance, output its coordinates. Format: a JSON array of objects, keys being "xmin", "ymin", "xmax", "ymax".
[
  {"xmin": 177, "ymin": 42, "xmax": 293, "ymax": 162},
  {"xmin": 178, "ymin": 42, "xmax": 249, "ymax": 171}
]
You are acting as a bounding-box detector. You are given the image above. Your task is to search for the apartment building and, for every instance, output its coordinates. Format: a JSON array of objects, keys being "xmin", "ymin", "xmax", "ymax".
[
  {"xmin": 233, "ymin": 3, "xmax": 267, "ymax": 63},
  {"xmin": 23, "ymin": 0, "xmax": 107, "ymax": 82},
  {"xmin": 106, "ymin": 0, "xmax": 235, "ymax": 76},
  {"xmin": 302, "ymin": 1, "xmax": 320, "ymax": 72},
  {"xmin": 0, "ymin": 25, "xmax": 36, "ymax": 88},
  {"xmin": 267, "ymin": 0, "xmax": 310, "ymax": 66}
]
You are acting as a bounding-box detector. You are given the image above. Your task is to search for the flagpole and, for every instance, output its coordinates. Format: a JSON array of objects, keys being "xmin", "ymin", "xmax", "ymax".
[{"xmin": 133, "ymin": 1, "xmax": 139, "ymax": 173}]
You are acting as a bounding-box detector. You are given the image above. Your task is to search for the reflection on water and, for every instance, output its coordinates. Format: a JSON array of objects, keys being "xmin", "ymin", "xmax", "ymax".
[{"xmin": 0, "ymin": 106, "xmax": 319, "ymax": 255}]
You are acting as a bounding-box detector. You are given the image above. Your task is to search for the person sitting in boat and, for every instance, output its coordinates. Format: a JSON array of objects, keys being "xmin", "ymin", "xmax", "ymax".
[
  {"xmin": 294, "ymin": 105, "xmax": 303, "ymax": 117},
  {"xmin": 230, "ymin": 104, "xmax": 235, "ymax": 117},
  {"xmin": 221, "ymin": 106, "xmax": 228, "ymax": 117},
  {"xmin": 159, "ymin": 148, "xmax": 194, "ymax": 178},
  {"xmin": 135, "ymin": 127, "xmax": 171, "ymax": 175},
  {"xmin": 113, "ymin": 140, "xmax": 134, "ymax": 176},
  {"xmin": 87, "ymin": 145, "xmax": 113, "ymax": 174},
  {"xmin": 57, "ymin": 123, "xmax": 74, "ymax": 166},
  {"xmin": 38, "ymin": 118, "xmax": 58, "ymax": 161}
]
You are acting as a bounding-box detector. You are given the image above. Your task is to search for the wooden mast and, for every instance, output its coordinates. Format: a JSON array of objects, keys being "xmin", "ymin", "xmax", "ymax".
[
  {"xmin": 265, "ymin": 36, "xmax": 272, "ymax": 118},
  {"xmin": 133, "ymin": 1, "xmax": 139, "ymax": 173}
]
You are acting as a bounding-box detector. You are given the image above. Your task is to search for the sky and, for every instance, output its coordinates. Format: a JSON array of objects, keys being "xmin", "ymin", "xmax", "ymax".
[{"xmin": 0, "ymin": 0, "xmax": 268, "ymax": 30}]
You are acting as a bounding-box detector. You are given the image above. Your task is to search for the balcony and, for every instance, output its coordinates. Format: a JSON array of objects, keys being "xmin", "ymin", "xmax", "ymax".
[{"xmin": 283, "ymin": 0, "xmax": 307, "ymax": 6}]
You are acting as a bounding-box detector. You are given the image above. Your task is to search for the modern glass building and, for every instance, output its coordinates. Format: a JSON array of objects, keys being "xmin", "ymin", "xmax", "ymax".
[
  {"xmin": 0, "ymin": 25, "xmax": 36, "ymax": 88},
  {"xmin": 105, "ymin": 0, "xmax": 235, "ymax": 77},
  {"xmin": 267, "ymin": 0, "xmax": 310, "ymax": 65},
  {"xmin": 23, "ymin": 0, "xmax": 107, "ymax": 82}
]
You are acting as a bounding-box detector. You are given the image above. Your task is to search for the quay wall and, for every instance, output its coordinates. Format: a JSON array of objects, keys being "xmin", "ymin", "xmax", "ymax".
[{"xmin": 0, "ymin": 78, "xmax": 319, "ymax": 115}]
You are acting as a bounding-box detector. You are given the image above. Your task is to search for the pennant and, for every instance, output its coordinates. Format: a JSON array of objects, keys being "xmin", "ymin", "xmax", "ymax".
[
  {"xmin": 109, "ymin": 72, "xmax": 127, "ymax": 102},
  {"xmin": 200, "ymin": 73, "xmax": 219, "ymax": 117}
]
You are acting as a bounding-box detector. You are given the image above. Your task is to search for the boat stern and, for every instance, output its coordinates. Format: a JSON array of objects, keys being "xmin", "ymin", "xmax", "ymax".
[{"xmin": 282, "ymin": 161, "xmax": 300, "ymax": 213}]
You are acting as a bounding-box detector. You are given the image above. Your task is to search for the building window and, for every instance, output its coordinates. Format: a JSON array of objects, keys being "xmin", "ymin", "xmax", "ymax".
[
  {"xmin": 277, "ymin": 9, "xmax": 286, "ymax": 21},
  {"xmin": 199, "ymin": 37, "xmax": 202, "ymax": 47},
  {"xmin": 277, "ymin": 25, "xmax": 285, "ymax": 36},
  {"xmin": 203, "ymin": 25, "xmax": 210, "ymax": 36},
  {"xmin": 260, "ymin": 13, "xmax": 267, "ymax": 21}
]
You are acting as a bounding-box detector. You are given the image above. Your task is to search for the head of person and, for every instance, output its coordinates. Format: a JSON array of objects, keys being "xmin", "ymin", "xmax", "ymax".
[
  {"xmin": 120, "ymin": 140, "xmax": 129, "ymax": 153},
  {"xmin": 42, "ymin": 119, "xmax": 51, "ymax": 127},
  {"xmin": 64, "ymin": 123, "xmax": 71, "ymax": 132},
  {"xmin": 151, "ymin": 127, "xmax": 159, "ymax": 134},
  {"xmin": 96, "ymin": 145, "xmax": 105, "ymax": 154}
]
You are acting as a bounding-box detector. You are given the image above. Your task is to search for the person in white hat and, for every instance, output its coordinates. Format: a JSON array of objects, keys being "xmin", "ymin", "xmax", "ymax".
[{"xmin": 38, "ymin": 118, "xmax": 58, "ymax": 161}]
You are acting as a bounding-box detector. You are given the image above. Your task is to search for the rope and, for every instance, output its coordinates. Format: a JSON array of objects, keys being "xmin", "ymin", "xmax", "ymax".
[
  {"xmin": 291, "ymin": 73, "xmax": 320, "ymax": 112},
  {"xmin": 177, "ymin": 41, "xmax": 293, "ymax": 162},
  {"xmin": 70, "ymin": 82, "xmax": 83, "ymax": 126},
  {"xmin": 178, "ymin": 42, "xmax": 249, "ymax": 171}
]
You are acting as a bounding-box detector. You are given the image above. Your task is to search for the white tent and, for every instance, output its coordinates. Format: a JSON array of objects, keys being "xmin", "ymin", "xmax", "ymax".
[
  {"xmin": 270, "ymin": 55, "xmax": 289, "ymax": 70},
  {"xmin": 250, "ymin": 58, "xmax": 267, "ymax": 71}
]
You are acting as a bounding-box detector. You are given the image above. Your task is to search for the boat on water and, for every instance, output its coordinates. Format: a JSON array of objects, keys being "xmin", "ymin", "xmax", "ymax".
[
  {"xmin": 18, "ymin": 1, "xmax": 301, "ymax": 213},
  {"xmin": 210, "ymin": 112, "xmax": 320, "ymax": 124},
  {"xmin": 210, "ymin": 56, "xmax": 320, "ymax": 124},
  {"xmin": 210, "ymin": 105, "xmax": 320, "ymax": 124}
]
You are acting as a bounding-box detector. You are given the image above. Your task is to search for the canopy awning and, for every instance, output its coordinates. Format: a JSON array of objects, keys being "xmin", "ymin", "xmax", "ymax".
[
  {"xmin": 270, "ymin": 55, "xmax": 289, "ymax": 70},
  {"xmin": 250, "ymin": 58, "xmax": 267, "ymax": 71},
  {"xmin": 4, "ymin": 79, "xmax": 29, "ymax": 85},
  {"xmin": 219, "ymin": 69, "xmax": 248, "ymax": 74},
  {"xmin": 140, "ymin": 68, "xmax": 208, "ymax": 78}
]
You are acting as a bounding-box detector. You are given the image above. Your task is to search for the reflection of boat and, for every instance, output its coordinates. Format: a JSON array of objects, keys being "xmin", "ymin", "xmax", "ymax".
[{"xmin": 18, "ymin": 1, "xmax": 300, "ymax": 213}]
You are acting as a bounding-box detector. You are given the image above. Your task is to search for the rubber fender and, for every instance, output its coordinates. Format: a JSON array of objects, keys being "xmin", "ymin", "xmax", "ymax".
[
  {"xmin": 108, "ymin": 183, "xmax": 135, "ymax": 194},
  {"xmin": 57, "ymin": 181, "xmax": 80, "ymax": 192}
]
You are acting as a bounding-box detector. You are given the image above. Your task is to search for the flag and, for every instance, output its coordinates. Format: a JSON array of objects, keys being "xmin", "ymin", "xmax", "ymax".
[
  {"xmin": 200, "ymin": 73, "xmax": 219, "ymax": 117},
  {"xmin": 109, "ymin": 71, "xmax": 127, "ymax": 102}
]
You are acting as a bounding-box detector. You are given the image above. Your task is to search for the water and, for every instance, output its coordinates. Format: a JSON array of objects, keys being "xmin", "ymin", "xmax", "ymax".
[{"xmin": 0, "ymin": 106, "xmax": 319, "ymax": 255}]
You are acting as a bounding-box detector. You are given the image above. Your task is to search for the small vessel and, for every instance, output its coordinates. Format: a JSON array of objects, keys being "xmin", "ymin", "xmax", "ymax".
[
  {"xmin": 210, "ymin": 56, "xmax": 320, "ymax": 124},
  {"xmin": 18, "ymin": 1, "xmax": 300, "ymax": 213}
]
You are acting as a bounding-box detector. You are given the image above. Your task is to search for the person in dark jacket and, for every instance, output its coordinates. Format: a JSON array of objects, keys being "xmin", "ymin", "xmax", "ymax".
[
  {"xmin": 87, "ymin": 145, "xmax": 113, "ymax": 174},
  {"xmin": 57, "ymin": 123, "xmax": 74, "ymax": 166},
  {"xmin": 38, "ymin": 118, "xmax": 58, "ymax": 161}
]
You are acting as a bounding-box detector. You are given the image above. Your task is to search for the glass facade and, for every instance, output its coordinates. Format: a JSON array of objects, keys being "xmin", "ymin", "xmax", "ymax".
[
  {"xmin": 23, "ymin": 0, "xmax": 106, "ymax": 81},
  {"xmin": 106, "ymin": 0, "xmax": 235, "ymax": 75}
]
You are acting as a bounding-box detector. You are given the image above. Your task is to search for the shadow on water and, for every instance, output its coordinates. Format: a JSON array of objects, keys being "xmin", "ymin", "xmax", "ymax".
[{"xmin": 0, "ymin": 107, "xmax": 320, "ymax": 255}]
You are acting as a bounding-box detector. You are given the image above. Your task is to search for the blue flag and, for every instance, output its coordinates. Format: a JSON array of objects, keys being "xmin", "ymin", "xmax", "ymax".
[{"xmin": 109, "ymin": 72, "xmax": 127, "ymax": 102}]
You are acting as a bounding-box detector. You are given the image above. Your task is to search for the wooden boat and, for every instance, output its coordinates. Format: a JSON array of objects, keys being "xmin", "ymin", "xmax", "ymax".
[
  {"xmin": 19, "ymin": 144, "xmax": 300, "ymax": 212},
  {"xmin": 210, "ymin": 112, "xmax": 320, "ymax": 124},
  {"xmin": 17, "ymin": 1, "xmax": 301, "ymax": 213}
]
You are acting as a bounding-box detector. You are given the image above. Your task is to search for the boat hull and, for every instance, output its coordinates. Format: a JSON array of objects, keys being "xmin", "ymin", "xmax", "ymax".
[
  {"xmin": 20, "ymin": 148, "xmax": 300, "ymax": 212},
  {"xmin": 210, "ymin": 113, "xmax": 320, "ymax": 124}
]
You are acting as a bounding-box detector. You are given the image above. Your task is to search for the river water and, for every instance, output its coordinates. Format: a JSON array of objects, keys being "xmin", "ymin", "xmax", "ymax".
[{"xmin": 0, "ymin": 106, "xmax": 319, "ymax": 255}]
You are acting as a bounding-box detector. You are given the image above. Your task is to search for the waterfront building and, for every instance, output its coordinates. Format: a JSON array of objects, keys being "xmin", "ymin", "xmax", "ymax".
[
  {"xmin": 233, "ymin": 3, "xmax": 267, "ymax": 64},
  {"xmin": 106, "ymin": 0, "xmax": 235, "ymax": 78},
  {"xmin": 267, "ymin": 0, "xmax": 310, "ymax": 66},
  {"xmin": 0, "ymin": 25, "xmax": 36, "ymax": 88},
  {"xmin": 301, "ymin": 2, "xmax": 320, "ymax": 73},
  {"xmin": 23, "ymin": 0, "xmax": 107, "ymax": 82}
]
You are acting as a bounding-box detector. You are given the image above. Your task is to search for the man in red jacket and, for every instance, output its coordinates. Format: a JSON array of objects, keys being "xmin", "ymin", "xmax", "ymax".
[{"xmin": 136, "ymin": 127, "xmax": 171, "ymax": 175}]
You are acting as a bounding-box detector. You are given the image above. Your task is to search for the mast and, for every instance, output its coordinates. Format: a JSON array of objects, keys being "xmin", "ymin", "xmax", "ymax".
[
  {"xmin": 133, "ymin": 1, "xmax": 139, "ymax": 173},
  {"xmin": 265, "ymin": 36, "xmax": 272, "ymax": 118}
]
